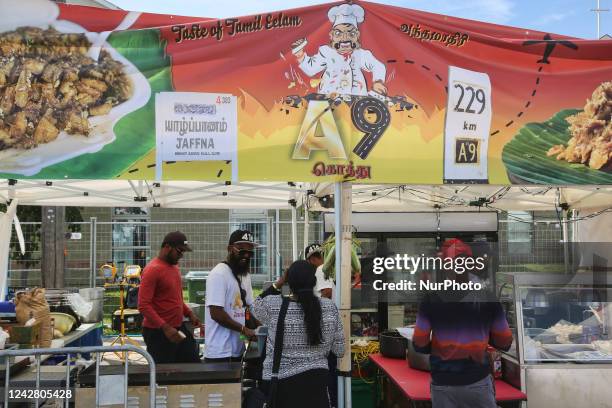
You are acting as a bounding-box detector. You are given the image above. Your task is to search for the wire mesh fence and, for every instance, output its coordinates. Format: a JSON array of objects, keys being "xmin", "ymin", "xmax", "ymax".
[
  {"xmin": 7, "ymin": 219, "xmax": 325, "ymax": 289},
  {"xmin": 7, "ymin": 210, "xmax": 575, "ymax": 289},
  {"xmin": 498, "ymin": 211, "xmax": 570, "ymax": 272}
]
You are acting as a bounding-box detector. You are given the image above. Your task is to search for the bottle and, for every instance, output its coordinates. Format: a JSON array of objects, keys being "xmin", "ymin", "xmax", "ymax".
[
  {"xmin": 487, "ymin": 346, "xmax": 502, "ymax": 379},
  {"xmin": 245, "ymin": 308, "xmax": 251, "ymax": 327}
]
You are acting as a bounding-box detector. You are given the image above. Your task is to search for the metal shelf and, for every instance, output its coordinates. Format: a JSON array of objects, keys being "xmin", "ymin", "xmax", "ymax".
[{"xmin": 351, "ymin": 308, "xmax": 377, "ymax": 313}]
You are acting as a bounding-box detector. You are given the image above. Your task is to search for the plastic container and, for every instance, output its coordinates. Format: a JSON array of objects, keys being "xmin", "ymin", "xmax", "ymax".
[{"xmin": 351, "ymin": 378, "xmax": 375, "ymax": 408}]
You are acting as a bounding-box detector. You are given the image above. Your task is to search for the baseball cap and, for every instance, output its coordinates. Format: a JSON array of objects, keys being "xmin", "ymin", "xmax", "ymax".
[
  {"xmin": 229, "ymin": 230, "xmax": 260, "ymax": 247},
  {"xmin": 441, "ymin": 238, "xmax": 472, "ymax": 259},
  {"xmin": 304, "ymin": 243, "xmax": 323, "ymax": 259},
  {"xmin": 162, "ymin": 231, "xmax": 193, "ymax": 252}
]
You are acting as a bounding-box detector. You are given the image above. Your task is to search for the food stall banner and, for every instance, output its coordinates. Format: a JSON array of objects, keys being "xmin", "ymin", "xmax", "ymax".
[{"xmin": 0, "ymin": 0, "xmax": 611, "ymax": 184}]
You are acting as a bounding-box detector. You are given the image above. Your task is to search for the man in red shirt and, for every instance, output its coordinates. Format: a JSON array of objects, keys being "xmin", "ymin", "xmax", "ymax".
[{"xmin": 138, "ymin": 231, "xmax": 201, "ymax": 363}]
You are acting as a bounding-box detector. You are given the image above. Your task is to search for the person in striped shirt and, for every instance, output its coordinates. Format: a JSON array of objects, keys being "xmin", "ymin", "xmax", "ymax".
[{"xmin": 413, "ymin": 238, "xmax": 513, "ymax": 408}]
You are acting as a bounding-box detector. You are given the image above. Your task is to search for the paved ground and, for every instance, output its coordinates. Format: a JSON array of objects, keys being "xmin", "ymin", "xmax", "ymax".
[{"xmin": 100, "ymin": 335, "xmax": 149, "ymax": 365}]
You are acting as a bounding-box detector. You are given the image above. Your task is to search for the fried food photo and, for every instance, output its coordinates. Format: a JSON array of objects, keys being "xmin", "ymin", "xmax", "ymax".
[
  {"xmin": 0, "ymin": 26, "xmax": 133, "ymax": 152},
  {"xmin": 547, "ymin": 81, "xmax": 612, "ymax": 170}
]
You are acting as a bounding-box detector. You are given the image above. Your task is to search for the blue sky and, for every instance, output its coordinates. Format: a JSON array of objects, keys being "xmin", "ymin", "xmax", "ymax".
[{"xmin": 111, "ymin": 0, "xmax": 611, "ymax": 39}]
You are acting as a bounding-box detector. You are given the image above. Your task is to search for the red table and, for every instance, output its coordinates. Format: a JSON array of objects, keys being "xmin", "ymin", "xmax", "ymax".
[{"xmin": 369, "ymin": 353, "xmax": 526, "ymax": 406}]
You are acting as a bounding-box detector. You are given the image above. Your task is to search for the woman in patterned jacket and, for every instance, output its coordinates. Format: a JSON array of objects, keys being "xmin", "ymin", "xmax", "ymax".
[{"xmin": 253, "ymin": 260, "xmax": 345, "ymax": 408}]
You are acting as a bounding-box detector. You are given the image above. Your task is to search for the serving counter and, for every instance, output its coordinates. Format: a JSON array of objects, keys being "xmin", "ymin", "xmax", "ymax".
[
  {"xmin": 499, "ymin": 272, "xmax": 612, "ymax": 408},
  {"xmin": 370, "ymin": 353, "xmax": 526, "ymax": 408},
  {"xmin": 76, "ymin": 362, "xmax": 242, "ymax": 407}
]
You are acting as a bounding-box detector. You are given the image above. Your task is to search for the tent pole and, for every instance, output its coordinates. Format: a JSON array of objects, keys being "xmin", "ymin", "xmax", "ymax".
[
  {"xmin": 0, "ymin": 201, "xmax": 18, "ymax": 300},
  {"xmin": 89, "ymin": 217, "xmax": 97, "ymax": 288},
  {"xmin": 571, "ymin": 209, "xmax": 578, "ymax": 242},
  {"xmin": 562, "ymin": 211, "xmax": 569, "ymax": 274},
  {"xmin": 291, "ymin": 205, "xmax": 298, "ymax": 261},
  {"xmin": 334, "ymin": 181, "xmax": 352, "ymax": 408},
  {"xmin": 275, "ymin": 209, "xmax": 281, "ymax": 279},
  {"xmin": 303, "ymin": 205, "xmax": 310, "ymax": 257}
]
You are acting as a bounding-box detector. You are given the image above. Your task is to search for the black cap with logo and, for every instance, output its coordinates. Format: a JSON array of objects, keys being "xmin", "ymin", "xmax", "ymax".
[
  {"xmin": 229, "ymin": 230, "xmax": 260, "ymax": 247},
  {"xmin": 304, "ymin": 243, "xmax": 323, "ymax": 259},
  {"xmin": 162, "ymin": 231, "xmax": 193, "ymax": 252}
]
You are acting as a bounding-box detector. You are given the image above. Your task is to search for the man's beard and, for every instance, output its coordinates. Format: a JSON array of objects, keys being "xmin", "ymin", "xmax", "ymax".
[
  {"xmin": 165, "ymin": 253, "xmax": 179, "ymax": 265},
  {"xmin": 228, "ymin": 254, "xmax": 250, "ymax": 275}
]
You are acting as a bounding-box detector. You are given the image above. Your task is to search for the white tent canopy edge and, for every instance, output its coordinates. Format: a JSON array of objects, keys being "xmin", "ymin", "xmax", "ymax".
[
  {"xmin": 0, "ymin": 179, "xmax": 307, "ymax": 209},
  {"xmin": 3, "ymin": 179, "xmax": 612, "ymax": 211},
  {"xmin": 310, "ymin": 183, "xmax": 612, "ymax": 212}
]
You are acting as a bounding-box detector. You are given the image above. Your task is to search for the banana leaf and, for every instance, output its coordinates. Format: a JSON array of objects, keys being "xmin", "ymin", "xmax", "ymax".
[{"xmin": 502, "ymin": 109, "xmax": 612, "ymax": 184}]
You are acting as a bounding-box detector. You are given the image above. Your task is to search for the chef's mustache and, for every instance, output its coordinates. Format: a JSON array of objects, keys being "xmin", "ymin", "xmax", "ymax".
[{"xmin": 334, "ymin": 41, "xmax": 357, "ymax": 49}]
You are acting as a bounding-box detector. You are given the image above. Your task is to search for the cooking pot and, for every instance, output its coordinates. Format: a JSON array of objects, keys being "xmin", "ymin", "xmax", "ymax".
[{"xmin": 379, "ymin": 330, "xmax": 407, "ymax": 359}]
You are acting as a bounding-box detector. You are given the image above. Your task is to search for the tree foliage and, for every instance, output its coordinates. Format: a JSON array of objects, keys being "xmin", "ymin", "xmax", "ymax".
[{"xmin": 0, "ymin": 205, "xmax": 84, "ymax": 263}]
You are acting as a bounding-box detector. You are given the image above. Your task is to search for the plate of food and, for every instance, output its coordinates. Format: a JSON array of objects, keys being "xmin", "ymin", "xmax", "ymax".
[
  {"xmin": 502, "ymin": 81, "xmax": 612, "ymax": 184},
  {"xmin": 0, "ymin": 0, "xmax": 151, "ymax": 176}
]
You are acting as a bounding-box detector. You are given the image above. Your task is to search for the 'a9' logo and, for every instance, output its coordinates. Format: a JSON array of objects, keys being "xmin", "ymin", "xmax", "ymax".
[{"xmin": 351, "ymin": 97, "xmax": 391, "ymax": 160}]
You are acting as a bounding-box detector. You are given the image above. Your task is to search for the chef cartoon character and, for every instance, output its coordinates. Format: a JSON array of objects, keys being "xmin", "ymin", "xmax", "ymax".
[{"xmin": 292, "ymin": 3, "xmax": 387, "ymax": 97}]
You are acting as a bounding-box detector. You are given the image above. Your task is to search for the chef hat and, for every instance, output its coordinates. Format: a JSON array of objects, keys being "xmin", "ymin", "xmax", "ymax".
[{"xmin": 328, "ymin": 4, "xmax": 365, "ymax": 27}]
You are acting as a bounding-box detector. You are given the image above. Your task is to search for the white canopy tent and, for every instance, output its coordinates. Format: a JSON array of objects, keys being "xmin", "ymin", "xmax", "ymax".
[
  {"xmin": 2, "ymin": 178, "xmax": 611, "ymax": 408},
  {"xmin": 309, "ymin": 184, "xmax": 612, "ymax": 213}
]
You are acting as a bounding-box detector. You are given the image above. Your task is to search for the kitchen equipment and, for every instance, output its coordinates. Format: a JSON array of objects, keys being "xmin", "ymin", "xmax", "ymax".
[
  {"xmin": 76, "ymin": 362, "xmax": 242, "ymax": 407},
  {"xmin": 379, "ymin": 330, "xmax": 407, "ymax": 359},
  {"xmin": 78, "ymin": 287, "xmax": 105, "ymax": 323},
  {"xmin": 498, "ymin": 272, "xmax": 612, "ymax": 408},
  {"xmin": 45, "ymin": 290, "xmax": 81, "ymax": 327},
  {"xmin": 406, "ymin": 338, "xmax": 430, "ymax": 371},
  {"xmin": 50, "ymin": 312, "xmax": 77, "ymax": 335},
  {"xmin": 45, "ymin": 288, "xmax": 82, "ymax": 326}
]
